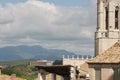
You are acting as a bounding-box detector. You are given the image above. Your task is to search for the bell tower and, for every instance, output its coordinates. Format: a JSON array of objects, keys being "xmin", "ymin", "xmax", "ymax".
[{"xmin": 95, "ymin": 0, "xmax": 120, "ymax": 56}]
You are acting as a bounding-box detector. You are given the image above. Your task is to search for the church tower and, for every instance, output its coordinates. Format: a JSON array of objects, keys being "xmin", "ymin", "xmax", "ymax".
[{"xmin": 95, "ymin": 0, "xmax": 120, "ymax": 56}]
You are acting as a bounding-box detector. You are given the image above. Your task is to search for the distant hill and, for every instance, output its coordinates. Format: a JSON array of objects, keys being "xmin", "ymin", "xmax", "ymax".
[{"xmin": 0, "ymin": 45, "xmax": 75, "ymax": 61}]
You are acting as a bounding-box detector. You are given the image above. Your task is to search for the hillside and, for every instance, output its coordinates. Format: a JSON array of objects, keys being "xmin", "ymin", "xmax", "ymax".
[
  {"xmin": 2, "ymin": 65, "xmax": 37, "ymax": 80},
  {"xmin": 0, "ymin": 45, "xmax": 75, "ymax": 61}
]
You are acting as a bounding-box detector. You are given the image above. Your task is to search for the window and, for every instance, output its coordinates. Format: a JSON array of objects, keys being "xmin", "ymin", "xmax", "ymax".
[
  {"xmin": 95, "ymin": 68, "xmax": 101, "ymax": 80},
  {"xmin": 105, "ymin": 7, "xmax": 109, "ymax": 30},
  {"xmin": 115, "ymin": 6, "xmax": 119, "ymax": 29}
]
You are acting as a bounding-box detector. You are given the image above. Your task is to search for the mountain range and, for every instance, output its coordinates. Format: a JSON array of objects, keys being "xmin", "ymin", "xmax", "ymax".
[{"xmin": 0, "ymin": 45, "xmax": 75, "ymax": 61}]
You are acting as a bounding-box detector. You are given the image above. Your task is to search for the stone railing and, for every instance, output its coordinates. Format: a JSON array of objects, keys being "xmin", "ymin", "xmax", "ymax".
[{"xmin": 62, "ymin": 55, "xmax": 93, "ymax": 60}]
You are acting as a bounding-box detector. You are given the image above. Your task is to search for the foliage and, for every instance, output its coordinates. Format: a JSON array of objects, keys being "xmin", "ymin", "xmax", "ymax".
[
  {"xmin": 2, "ymin": 65, "xmax": 37, "ymax": 80},
  {"xmin": 53, "ymin": 60, "xmax": 62, "ymax": 65},
  {"xmin": 0, "ymin": 59, "xmax": 31, "ymax": 66}
]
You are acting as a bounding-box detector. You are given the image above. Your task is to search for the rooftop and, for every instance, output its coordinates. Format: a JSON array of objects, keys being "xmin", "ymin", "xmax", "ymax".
[
  {"xmin": 88, "ymin": 41, "xmax": 120, "ymax": 64},
  {"xmin": 35, "ymin": 65, "xmax": 73, "ymax": 77}
]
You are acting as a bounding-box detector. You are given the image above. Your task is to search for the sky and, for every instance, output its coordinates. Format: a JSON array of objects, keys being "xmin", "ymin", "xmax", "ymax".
[{"xmin": 0, "ymin": 0, "xmax": 97, "ymax": 55}]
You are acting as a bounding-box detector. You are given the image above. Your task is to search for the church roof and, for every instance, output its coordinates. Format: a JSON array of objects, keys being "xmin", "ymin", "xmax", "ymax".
[
  {"xmin": 80, "ymin": 63, "xmax": 89, "ymax": 73},
  {"xmin": 88, "ymin": 41, "xmax": 120, "ymax": 64}
]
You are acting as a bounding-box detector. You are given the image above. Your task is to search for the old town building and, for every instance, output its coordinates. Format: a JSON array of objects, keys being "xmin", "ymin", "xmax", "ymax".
[
  {"xmin": 88, "ymin": 41, "xmax": 120, "ymax": 80},
  {"xmin": 95, "ymin": 0, "xmax": 120, "ymax": 56},
  {"xmin": 88, "ymin": 0, "xmax": 120, "ymax": 80}
]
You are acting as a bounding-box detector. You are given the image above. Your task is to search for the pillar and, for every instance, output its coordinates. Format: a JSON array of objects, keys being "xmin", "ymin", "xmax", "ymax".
[
  {"xmin": 108, "ymin": 2, "xmax": 115, "ymax": 31},
  {"xmin": 38, "ymin": 73, "xmax": 43, "ymax": 80},
  {"xmin": 53, "ymin": 74, "xmax": 56, "ymax": 80},
  {"xmin": 0, "ymin": 69, "xmax": 1, "ymax": 75},
  {"xmin": 67, "ymin": 55, "xmax": 70, "ymax": 59},
  {"xmin": 70, "ymin": 67, "xmax": 76, "ymax": 80},
  {"xmin": 38, "ymin": 69, "xmax": 46, "ymax": 80},
  {"xmin": 72, "ymin": 55, "xmax": 74, "ymax": 59},
  {"xmin": 89, "ymin": 68, "xmax": 95, "ymax": 80},
  {"xmin": 97, "ymin": 0, "xmax": 104, "ymax": 31},
  {"xmin": 77, "ymin": 55, "xmax": 79, "ymax": 59}
]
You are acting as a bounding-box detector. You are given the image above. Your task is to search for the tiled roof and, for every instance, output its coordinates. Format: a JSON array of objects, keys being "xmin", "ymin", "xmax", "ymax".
[
  {"xmin": 88, "ymin": 41, "xmax": 120, "ymax": 63},
  {"xmin": 80, "ymin": 63, "xmax": 89, "ymax": 72}
]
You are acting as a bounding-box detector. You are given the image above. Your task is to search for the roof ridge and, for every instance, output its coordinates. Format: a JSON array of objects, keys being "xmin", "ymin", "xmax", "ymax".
[
  {"xmin": 87, "ymin": 41, "xmax": 120, "ymax": 63},
  {"xmin": 100, "ymin": 41, "xmax": 120, "ymax": 55},
  {"xmin": 113, "ymin": 41, "xmax": 120, "ymax": 47}
]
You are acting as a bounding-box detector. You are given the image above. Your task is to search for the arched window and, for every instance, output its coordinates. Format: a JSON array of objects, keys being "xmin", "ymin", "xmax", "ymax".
[
  {"xmin": 115, "ymin": 6, "xmax": 119, "ymax": 29},
  {"xmin": 105, "ymin": 7, "xmax": 108, "ymax": 30}
]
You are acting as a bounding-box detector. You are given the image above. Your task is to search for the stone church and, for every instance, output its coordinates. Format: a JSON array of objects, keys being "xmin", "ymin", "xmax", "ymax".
[
  {"xmin": 87, "ymin": 0, "xmax": 120, "ymax": 80},
  {"xmin": 95, "ymin": 0, "xmax": 120, "ymax": 56}
]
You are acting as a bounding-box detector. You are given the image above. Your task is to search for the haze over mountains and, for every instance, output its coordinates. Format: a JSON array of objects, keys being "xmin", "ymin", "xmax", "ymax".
[{"xmin": 0, "ymin": 45, "xmax": 75, "ymax": 61}]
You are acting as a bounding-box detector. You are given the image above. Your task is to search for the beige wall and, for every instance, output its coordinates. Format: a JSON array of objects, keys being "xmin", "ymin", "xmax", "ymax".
[
  {"xmin": 46, "ymin": 74, "xmax": 53, "ymax": 80},
  {"xmin": 95, "ymin": 36, "xmax": 118, "ymax": 56},
  {"xmin": 56, "ymin": 75, "xmax": 64, "ymax": 80},
  {"xmin": 89, "ymin": 68, "xmax": 95, "ymax": 80},
  {"xmin": 63, "ymin": 58, "xmax": 87, "ymax": 66},
  {"xmin": 45, "ymin": 73, "xmax": 64, "ymax": 80},
  {"xmin": 95, "ymin": 0, "xmax": 120, "ymax": 56},
  {"xmin": 89, "ymin": 68, "xmax": 114, "ymax": 80},
  {"xmin": 0, "ymin": 69, "xmax": 1, "ymax": 75},
  {"xmin": 101, "ymin": 68, "xmax": 114, "ymax": 80},
  {"xmin": 88, "ymin": 64, "xmax": 115, "ymax": 80}
]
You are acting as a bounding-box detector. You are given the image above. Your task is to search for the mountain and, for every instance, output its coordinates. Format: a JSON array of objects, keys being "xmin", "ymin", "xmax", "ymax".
[{"xmin": 0, "ymin": 45, "xmax": 75, "ymax": 61}]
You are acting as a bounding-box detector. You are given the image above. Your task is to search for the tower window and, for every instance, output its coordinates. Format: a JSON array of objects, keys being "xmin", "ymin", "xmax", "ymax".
[
  {"xmin": 105, "ymin": 7, "xmax": 108, "ymax": 30},
  {"xmin": 115, "ymin": 6, "xmax": 119, "ymax": 29}
]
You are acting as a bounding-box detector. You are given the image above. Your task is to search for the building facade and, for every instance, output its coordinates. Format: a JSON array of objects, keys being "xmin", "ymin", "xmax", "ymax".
[
  {"xmin": 88, "ymin": 0, "xmax": 120, "ymax": 80},
  {"xmin": 88, "ymin": 41, "xmax": 120, "ymax": 80},
  {"xmin": 95, "ymin": 0, "xmax": 120, "ymax": 56},
  {"xmin": 62, "ymin": 55, "xmax": 89, "ymax": 67},
  {"xmin": 30, "ymin": 59, "xmax": 53, "ymax": 66}
]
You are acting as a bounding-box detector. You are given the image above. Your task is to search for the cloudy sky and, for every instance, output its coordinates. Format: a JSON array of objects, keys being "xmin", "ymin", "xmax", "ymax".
[{"xmin": 0, "ymin": 0, "xmax": 97, "ymax": 55}]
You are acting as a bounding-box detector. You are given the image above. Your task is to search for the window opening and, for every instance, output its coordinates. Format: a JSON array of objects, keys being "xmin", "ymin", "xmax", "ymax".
[
  {"xmin": 115, "ymin": 6, "xmax": 119, "ymax": 29},
  {"xmin": 105, "ymin": 7, "xmax": 109, "ymax": 30}
]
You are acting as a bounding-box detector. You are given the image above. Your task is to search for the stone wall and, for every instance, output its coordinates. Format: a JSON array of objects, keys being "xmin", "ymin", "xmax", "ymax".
[
  {"xmin": 88, "ymin": 64, "xmax": 119, "ymax": 80},
  {"xmin": 63, "ymin": 58, "xmax": 87, "ymax": 66},
  {"xmin": 95, "ymin": 0, "xmax": 120, "ymax": 56},
  {"xmin": 62, "ymin": 55, "xmax": 90, "ymax": 66},
  {"xmin": 101, "ymin": 68, "xmax": 114, "ymax": 80}
]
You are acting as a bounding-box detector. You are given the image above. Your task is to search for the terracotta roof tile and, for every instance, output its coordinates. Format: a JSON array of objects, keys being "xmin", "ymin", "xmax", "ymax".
[
  {"xmin": 88, "ymin": 41, "xmax": 120, "ymax": 63},
  {"xmin": 80, "ymin": 63, "xmax": 89, "ymax": 72}
]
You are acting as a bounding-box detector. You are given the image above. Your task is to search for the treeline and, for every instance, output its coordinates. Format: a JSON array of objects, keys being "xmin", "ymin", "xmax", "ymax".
[{"xmin": 2, "ymin": 65, "xmax": 37, "ymax": 80}]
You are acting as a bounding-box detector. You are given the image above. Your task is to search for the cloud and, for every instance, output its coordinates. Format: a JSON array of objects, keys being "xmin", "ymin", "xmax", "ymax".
[
  {"xmin": 0, "ymin": 0, "xmax": 96, "ymax": 55},
  {"xmin": 0, "ymin": 7, "xmax": 14, "ymax": 24},
  {"xmin": 90, "ymin": 0, "xmax": 97, "ymax": 5}
]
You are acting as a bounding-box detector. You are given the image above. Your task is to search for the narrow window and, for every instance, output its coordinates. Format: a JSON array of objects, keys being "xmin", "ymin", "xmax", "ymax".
[
  {"xmin": 115, "ymin": 6, "xmax": 119, "ymax": 29},
  {"xmin": 105, "ymin": 7, "xmax": 108, "ymax": 30},
  {"xmin": 95, "ymin": 68, "xmax": 101, "ymax": 80}
]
